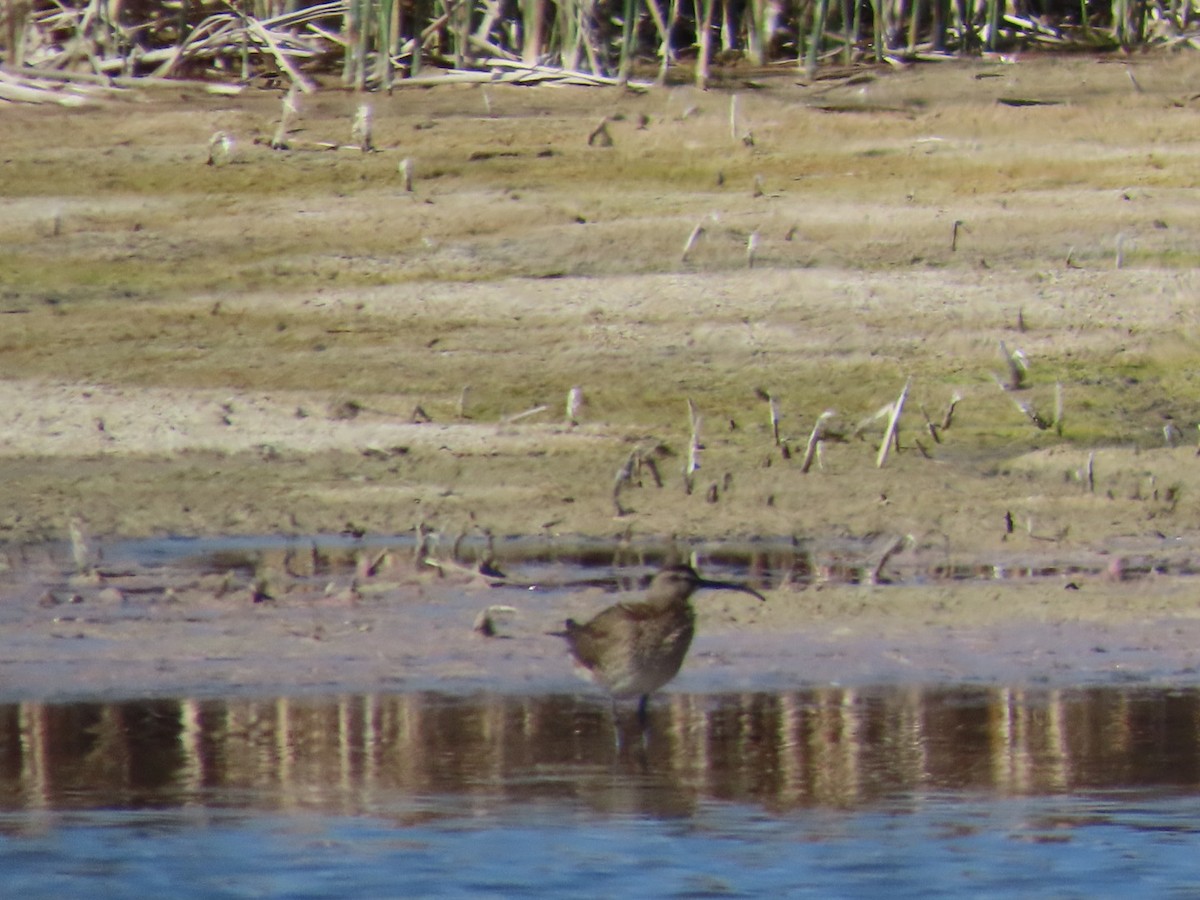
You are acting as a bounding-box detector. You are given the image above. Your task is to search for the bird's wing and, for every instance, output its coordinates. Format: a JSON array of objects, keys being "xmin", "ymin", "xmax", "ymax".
[{"xmin": 560, "ymin": 603, "xmax": 645, "ymax": 669}]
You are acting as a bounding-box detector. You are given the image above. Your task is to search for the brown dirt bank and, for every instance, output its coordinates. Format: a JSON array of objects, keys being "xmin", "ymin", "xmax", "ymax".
[{"xmin": 4, "ymin": 53, "xmax": 1200, "ymax": 697}]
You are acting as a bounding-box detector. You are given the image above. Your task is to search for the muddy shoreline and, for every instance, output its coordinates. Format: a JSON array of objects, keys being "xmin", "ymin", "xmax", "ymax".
[{"xmin": 5, "ymin": 54, "xmax": 1200, "ymax": 699}]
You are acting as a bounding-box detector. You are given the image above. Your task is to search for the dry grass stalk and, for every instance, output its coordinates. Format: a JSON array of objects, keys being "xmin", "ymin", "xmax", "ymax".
[
  {"xmin": 853, "ymin": 402, "xmax": 894, "ymax": 439},
  {"xmin": 6, "ymin": 0, "xmax": 1190, "ymax": 104},
  {"xmin": 754, "ymin": 388, "xmax": 781, "ymax": 445},
  {"xmin": 270, "ymin": 86, "xmax": 299, "ymax": 149},
  {"xmin": 940, "ymin": 392, "xmax": 962, "ymax": 430},
  {"xmin": 800, "ymin": 410, "xmax": 836, "ymax": 473},
  {"xmin": 612, "ymin": 442, "xmax": 668, "ymax": 515},
  {"xmin": 685, "ymin": 398, "xmax": 702, "ymax": 494},
  {"xmin": 587, "ymin": 119, "xmax": 613, "ymax": 147},
  {"xmin": 68, "ymin": 517, "xmax": 91, "ymax": 576},
  {"xmin": 876, "ymin": 378, "xmax": 911, "ymax": 468},
  {"xmin": 566, "ymin": 386, "xmax": 585, "ymax": 425},
  {"xmin": 867, "ymin": 534, "xmax": 909, "ymax": 585},
  {"xmin": 918, "ymin": 403, "xmax": 941, "ymax": 443},
  {"xmin": 206, "ymin": 131, "xmax": 233, "ymax": 166},
  {"xmin": 997, "ymin": 382, "xmax": 1052, "ymax": 430},
  {"xmin": 351, "ymin": 101, "xmax": 373, "ymax": 151},
  {"xmin": 501, "ymin": 404, "xmax": 548, "ymax": 424},
  {"xmin": 681, "ymin": 222, "xmax": 705, "ymax": 262},
  {"xmin": 998, "ymin": 340, "xmax": 1028, "ymax": 390}
]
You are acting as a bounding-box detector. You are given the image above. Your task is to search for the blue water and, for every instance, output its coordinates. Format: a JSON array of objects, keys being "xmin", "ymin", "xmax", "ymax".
[
  {"xmin": 2, "ymin": 687, "xmax": 1199, "ymax": 898},
  {"xmin": 3, "ymin": 793, "xmax": 1198, "ymax": 898}
]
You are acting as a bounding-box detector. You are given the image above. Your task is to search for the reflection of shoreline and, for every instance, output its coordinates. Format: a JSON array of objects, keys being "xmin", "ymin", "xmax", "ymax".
[{"xmin": 2, "ymin": 686, "xmax": 1197, "ymax": 817}]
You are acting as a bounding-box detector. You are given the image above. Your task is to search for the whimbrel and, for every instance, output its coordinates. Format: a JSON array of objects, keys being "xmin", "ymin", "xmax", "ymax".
[{"xmin": 550, "ymin": 564, "xmax": 765, "ymax": 725}]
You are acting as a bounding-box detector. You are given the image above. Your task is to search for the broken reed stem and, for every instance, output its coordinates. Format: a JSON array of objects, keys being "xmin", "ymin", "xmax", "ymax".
[
  {"xmin": 941, "ymin": 392, "xmax": 961, "ymax": 430},
  {"xmin": 501, "ymin": 404, "xmax": 548, "ymax": 424},
  {"xmin": 681, "ymin": 222, "xmax": 705, "ymax": 262},
  {"xmin": 271, "ymin": 85, "xmax": 298, "ymax": 148},
  {"xmin": 566, "ymin": 385, "xmax": 584, "ymax": 425},
  {"xmin": 919, "ymin": 403, "xmax": 941, "ymax": 443},
  {"xmin": 685, "ymin": 398, "xmax": 701, "ymax": 494},
  {"xmin": 613, "ymin": 440, "xmax": 667, "ymax": 515},
  {"xmin": 800, "ymin": 410, "xmax": 834, "ymax": 473},
  {"xmin": 999, "ymin": 339, "xmax": 1027, "ymax": 390},
  {"xmin": 876, "ymin": 378, "xmax": 911, "ymax": 468},
  {"xmin": 868, "ymin": 534, "xmax": 908, "ymax": 585},
  {"xmin": 68, "ymin": 517, "xmax": 91, "ymax": 576},
  {"xmin": 951, "ymin": 219, "xmax": 964, "ymax": 251},
  {"xmin": 351, "ymin": 101, "xmax": 373, "ymax": 151},
  {"xmin": 613, "ymin": 449, "xmax": 637, "ymax": 516}
]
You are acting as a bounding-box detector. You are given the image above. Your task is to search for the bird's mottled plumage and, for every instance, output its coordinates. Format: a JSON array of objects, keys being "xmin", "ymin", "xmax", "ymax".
[{"xmin": 552, "ymin": 564, "xmax": 765, "ymax": 723}]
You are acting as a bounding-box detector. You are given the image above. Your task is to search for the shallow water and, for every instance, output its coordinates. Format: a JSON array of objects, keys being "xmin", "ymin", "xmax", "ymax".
[{"xmin": 3, "ymin": 686, "xmax": 1200, "ymax": 897}]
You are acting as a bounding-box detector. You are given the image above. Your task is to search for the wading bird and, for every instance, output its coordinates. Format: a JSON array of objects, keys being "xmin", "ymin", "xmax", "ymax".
[{"xmin": 550, "ymin": 564, "xmax": 766, "ymax": 725}]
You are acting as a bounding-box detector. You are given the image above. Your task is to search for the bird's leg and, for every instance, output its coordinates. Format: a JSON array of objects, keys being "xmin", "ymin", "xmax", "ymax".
[{"xmin": 637, "ymin": 694, "xmax": 649, "ymax": 729}]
